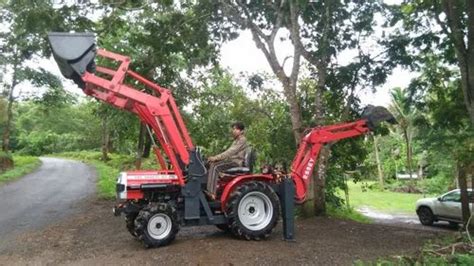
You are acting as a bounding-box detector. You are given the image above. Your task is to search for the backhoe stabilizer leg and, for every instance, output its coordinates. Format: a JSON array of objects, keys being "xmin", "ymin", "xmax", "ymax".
[{"xmin": 279, "ymin": 178, "xmax": 295, "ymax": 241}]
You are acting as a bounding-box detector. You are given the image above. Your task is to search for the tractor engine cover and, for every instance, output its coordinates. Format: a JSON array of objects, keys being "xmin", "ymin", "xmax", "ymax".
[{"xmin": 116, "ymin": 171, "xmax": 179, "ymax": 200}]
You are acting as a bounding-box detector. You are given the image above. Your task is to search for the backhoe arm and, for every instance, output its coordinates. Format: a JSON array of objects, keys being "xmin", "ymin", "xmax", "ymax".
[{"xmin": 291, "ymin": 106, "xmax": 396, "ymax": 203}]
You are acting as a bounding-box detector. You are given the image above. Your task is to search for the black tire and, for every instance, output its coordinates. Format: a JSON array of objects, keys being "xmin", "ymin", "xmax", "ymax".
[
  {"xmin": 134, "ymin": 203, "xmax": 179, "ymax": 248},
  {"xmin": 226, "ymin": 181, "xmax": 280, "ymax": 240},
  {"xmin": 417, "ymin": 206, "xmax": 434, "ymax": 226},
  {"xmin": 125, "ymin": 213, "xmax": 139, "ymax": 238},
  {"xmin": 449, "ymin": 221, "xmax": 459, "ymax": 228},
  {"xmin": 215, "ymin": 224, "xmax": 230, "ymax": 232}
]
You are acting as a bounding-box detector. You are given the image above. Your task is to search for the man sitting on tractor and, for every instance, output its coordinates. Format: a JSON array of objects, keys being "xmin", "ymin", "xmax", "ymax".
[{"xmin": 206, "ymin": 122, "xmax": 248, "ymax": 199}]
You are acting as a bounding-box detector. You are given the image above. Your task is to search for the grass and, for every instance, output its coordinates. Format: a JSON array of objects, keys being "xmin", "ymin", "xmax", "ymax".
[
  {"xmin": 92, "ymin": 160, "xmax": 119, "ymax": 199},
  {"xmin": 339, "ymin": 181, "xmax": 433, "ymax": 215},
  {"xmin": 326, "ymin": 205, "xmax": 372, "ymax": 224},
  {"xmin": 0, "ymin": 155, "xmax": 41, "ymax": 184}
]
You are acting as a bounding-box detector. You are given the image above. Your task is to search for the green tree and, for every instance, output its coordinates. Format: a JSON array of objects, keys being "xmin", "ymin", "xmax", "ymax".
[
  {"xmin": 384, "ymin": 2, "xmax": 474, "ymax": 221},
  {"xmin": 82, "ymin": 1, "xmax": 231, "ymax": 165},
  {"xmin": 0, "ymin": 1, "xmax": 93, "ymax": 152},
  {"xmin": 14, "ymin": 100, "xmax": 102, "ymax": 155},
  {"xmin": 389, "ymin": 87, "xmax": 419, "ymax": 179},
  {"xmin": 405, "ymin": 53, "xmax": 473, "ymax": 225},
  {"xmin": 219, "ymin": 0, "xmax": 389, "ymax": 216}
]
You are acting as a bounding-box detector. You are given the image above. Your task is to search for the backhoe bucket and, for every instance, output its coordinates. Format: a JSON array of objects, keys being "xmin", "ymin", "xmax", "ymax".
[
  {"xmin": 48, "ymin": 32, "xmax": 96, "ymax": 88},
  {"xmin": 361, "ymin": 105, "xmax": 397, "ymax": 130}
]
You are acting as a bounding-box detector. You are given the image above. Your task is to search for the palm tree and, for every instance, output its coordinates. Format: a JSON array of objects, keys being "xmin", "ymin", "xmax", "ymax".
[{"xmin": 389, "ymin": 87, "xmax": 418, "ymax": 179}]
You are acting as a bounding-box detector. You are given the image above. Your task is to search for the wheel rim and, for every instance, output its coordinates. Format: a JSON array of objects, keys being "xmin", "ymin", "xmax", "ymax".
[
  {"xmin": 419, "ymin": 209, "xmax": 431, "ymax": 223},
  {"xmin": 238, "ymin": 191, "xmax": 273, "ymax": 231},
  {"xmin": 147, "ymin": 213, "xmax": 172, "ymax": 240}
]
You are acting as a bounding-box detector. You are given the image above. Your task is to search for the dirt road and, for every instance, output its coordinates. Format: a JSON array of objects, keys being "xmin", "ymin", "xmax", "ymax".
[
  {"xmin": 0, "ymin": 159, "xmax": 453, "ymax": 265},
  {"xmin": 0, "ymin": 157, "xmax": 96, "ymax": 251}
]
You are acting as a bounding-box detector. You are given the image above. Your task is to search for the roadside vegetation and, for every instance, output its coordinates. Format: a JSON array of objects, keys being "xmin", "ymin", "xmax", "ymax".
[
  {"xmin": 50, "ymin": 151, "xmax": 157, "ymax": 199},
  {"xmin": 1, "ymin": 0, "xmax": 473, "ymax": 221},
  {"xmin": 357, "ymin": 235, "xmax": 474, "ymax": 265},
  {"xmin": 0, "ymin": 155, "xmax": 41, "ymax": 184},
  {"xmin": 326, "ymin": 205, "xmax": 371, "ymax": 224},
  {"xmin": 0, "ymin": 1, "xmax": 473, "ymax": 262},
  {"xmin": 338, "ymin": 181, "xmax": 432, "ymax": 214}
]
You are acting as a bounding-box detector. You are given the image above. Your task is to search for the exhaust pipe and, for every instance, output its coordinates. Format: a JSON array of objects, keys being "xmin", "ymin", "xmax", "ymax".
[
  {"xmin": 361, "ymin": 105, "xmax": 397, "ymax": 130},
  {"xmin": 48, "ymin": 32, "xmax": 96, "ymax": 88}
]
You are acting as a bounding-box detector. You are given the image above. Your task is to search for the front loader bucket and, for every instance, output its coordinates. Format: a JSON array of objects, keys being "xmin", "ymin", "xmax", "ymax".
[
  {"xmin": 48, "ymin": 32, "xmax": 96, "ymax": 88},
  {"xmin": 361, "ymin": 105, "xmax": 397, "ymax": 130}
]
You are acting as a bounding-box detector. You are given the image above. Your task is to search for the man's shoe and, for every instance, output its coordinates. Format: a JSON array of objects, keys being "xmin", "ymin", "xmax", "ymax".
[{"xmin": 204, "ymin": 190, "xmax": 216, "ymax": 201}]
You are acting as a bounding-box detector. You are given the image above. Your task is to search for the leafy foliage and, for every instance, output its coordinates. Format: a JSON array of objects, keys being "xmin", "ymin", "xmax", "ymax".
[
  {"xmin": 1, "ymin": 1, "xmax": 472, "ymax": 214},
  {"xmin": 13, "ymin": 101, "xmax": 102, "ymax": 155},
  {"xmin": 0, "ymin": 155, "xmax": 40, "ymax": 184}
]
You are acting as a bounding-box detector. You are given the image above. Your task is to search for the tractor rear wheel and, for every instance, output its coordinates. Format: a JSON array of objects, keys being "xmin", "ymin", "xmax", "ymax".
[
  {"xmin": 134, "ymin": 203, "xmax": 179, "ymax": 248},
  {"xmin": 226, "ymin": 181, "xmax": 280, "ymax": 240},
  {"xmin": 215, "ymin": 224, "xmax": 230, "ymax": 232}
]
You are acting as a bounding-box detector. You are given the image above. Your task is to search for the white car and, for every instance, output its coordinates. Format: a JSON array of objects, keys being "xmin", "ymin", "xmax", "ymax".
[{"xmin": 416, "ymin": 189, "xmax": 473, "ymax": 226}]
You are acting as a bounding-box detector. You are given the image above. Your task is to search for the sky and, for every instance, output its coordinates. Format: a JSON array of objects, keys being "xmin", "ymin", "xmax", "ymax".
[{"xmin": 219, "ymin": 17, "xmax": 416, "ymax": 108}]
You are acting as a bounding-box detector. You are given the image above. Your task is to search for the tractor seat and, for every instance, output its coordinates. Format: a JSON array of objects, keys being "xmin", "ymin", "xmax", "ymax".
[{"xmin": 223, "ymin": 147, "xmax": 256, "ymax": 175}]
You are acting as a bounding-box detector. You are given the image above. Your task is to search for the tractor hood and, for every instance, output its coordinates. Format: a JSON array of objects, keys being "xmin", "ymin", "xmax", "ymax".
[{"xmin": 48, "ymin": 32, "xmax": 96, "ymax": 88}]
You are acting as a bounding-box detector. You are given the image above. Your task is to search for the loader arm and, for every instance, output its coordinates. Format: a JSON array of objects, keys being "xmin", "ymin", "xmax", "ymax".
[{"xmin": 48, "ymin": 32, "xmax": 193, "ymax": 186}]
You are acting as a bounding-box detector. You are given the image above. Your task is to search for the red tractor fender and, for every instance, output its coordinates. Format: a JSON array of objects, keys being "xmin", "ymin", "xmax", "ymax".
[{"xmin": 220, "ymin": 174, "xmax": 274, "ymax": 212}]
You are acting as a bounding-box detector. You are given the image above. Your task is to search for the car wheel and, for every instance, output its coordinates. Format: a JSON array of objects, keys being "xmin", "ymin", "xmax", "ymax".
[
  {"xmin": 417, "ymin": 206, "xmax": 434, "ymax": 226},
  {"xmin": 449, "ymin": 221, "xmax": 459, "ymax": 228}
]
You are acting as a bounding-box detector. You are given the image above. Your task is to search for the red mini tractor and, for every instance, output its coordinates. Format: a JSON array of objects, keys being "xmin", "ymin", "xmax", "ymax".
[{"xmin": 48, "ymin": 32, "xmax": 396, "ymax": 248}]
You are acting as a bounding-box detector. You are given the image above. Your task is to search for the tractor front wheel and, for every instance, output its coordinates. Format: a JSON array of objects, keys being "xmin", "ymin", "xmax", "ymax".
[
  {"xmin": 226, "ymin": 181, "xmax": 280, "ymax": 240},
  {"xmin": 125, "ymin": 213, "xmax": 139, "ymax": 239},
  {"xmin": 134, "ymin": 203, "xmax": 179, "ymax": 248}
]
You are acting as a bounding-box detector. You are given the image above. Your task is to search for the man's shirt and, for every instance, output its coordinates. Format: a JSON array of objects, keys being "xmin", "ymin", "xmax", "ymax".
[{"xmin": 213, "ymin": 135, "xmax": 248, "ymax": 165}]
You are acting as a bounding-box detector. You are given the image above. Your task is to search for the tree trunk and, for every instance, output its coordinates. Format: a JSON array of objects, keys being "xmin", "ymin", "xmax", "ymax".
[
  {"xmin": 300, "ymin": 176, "xmax": 315, "ymax": 217},
  {"xmin": 312, "ymin": 69, "xmax": 329, "ymax": 216},
  {"xmin": 314, "ymin": 148, "xmax": 329, "ymax": 215},
  {"xmin": 143, "ymin": 130, "xmax": 152, "ymax": 158},
  {"xmin": 2, "ymin": 60, "xmax": 18, "ymax": 152},
  {"xmin": 443, "ymin": 0, "xmax": 474, "ymax": 125},
  {"xmin": 467, "ymin": 0, "xmax": 474, "ymax": 125},
  {"xmin": 135, "ymin": 123, "xmax": 146, "ymax": 169},
  {"xmin": 458, "ymin": 163, "xmax": 471, "ymax": 228},
  {"xmin": 373, "ymin": 134, "xmax": 384, "ymax": 188},
  {"xmin": 459, "ymin": 54, "xmax": 474, "ymax": 125},
  {"xmin": 101, "ymin": 115, "xmax": 110, "ymax": 161},
  {"xmin": 403, "ymin": 129, "xmax": 413, "ymax": 179},
  {"xmin": 280, "ymin": 81, "xmax": 304, "ymax": 144},
  {"xmin": 286, "ymin": 88, "xmax": 304, "ymax": 143}
]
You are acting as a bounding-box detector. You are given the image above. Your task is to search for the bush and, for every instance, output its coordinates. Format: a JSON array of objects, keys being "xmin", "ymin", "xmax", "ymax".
[
  {"xmin": 420, "ymin": 174, "xmax": 455, "ymax": 195},
  {"xmin": 0, "ymin": 155, "xmax": 40, "ymax": 183},
  {"xmin": 386, "ymin": 180, "xmax": 423, "ymax": 193}
]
